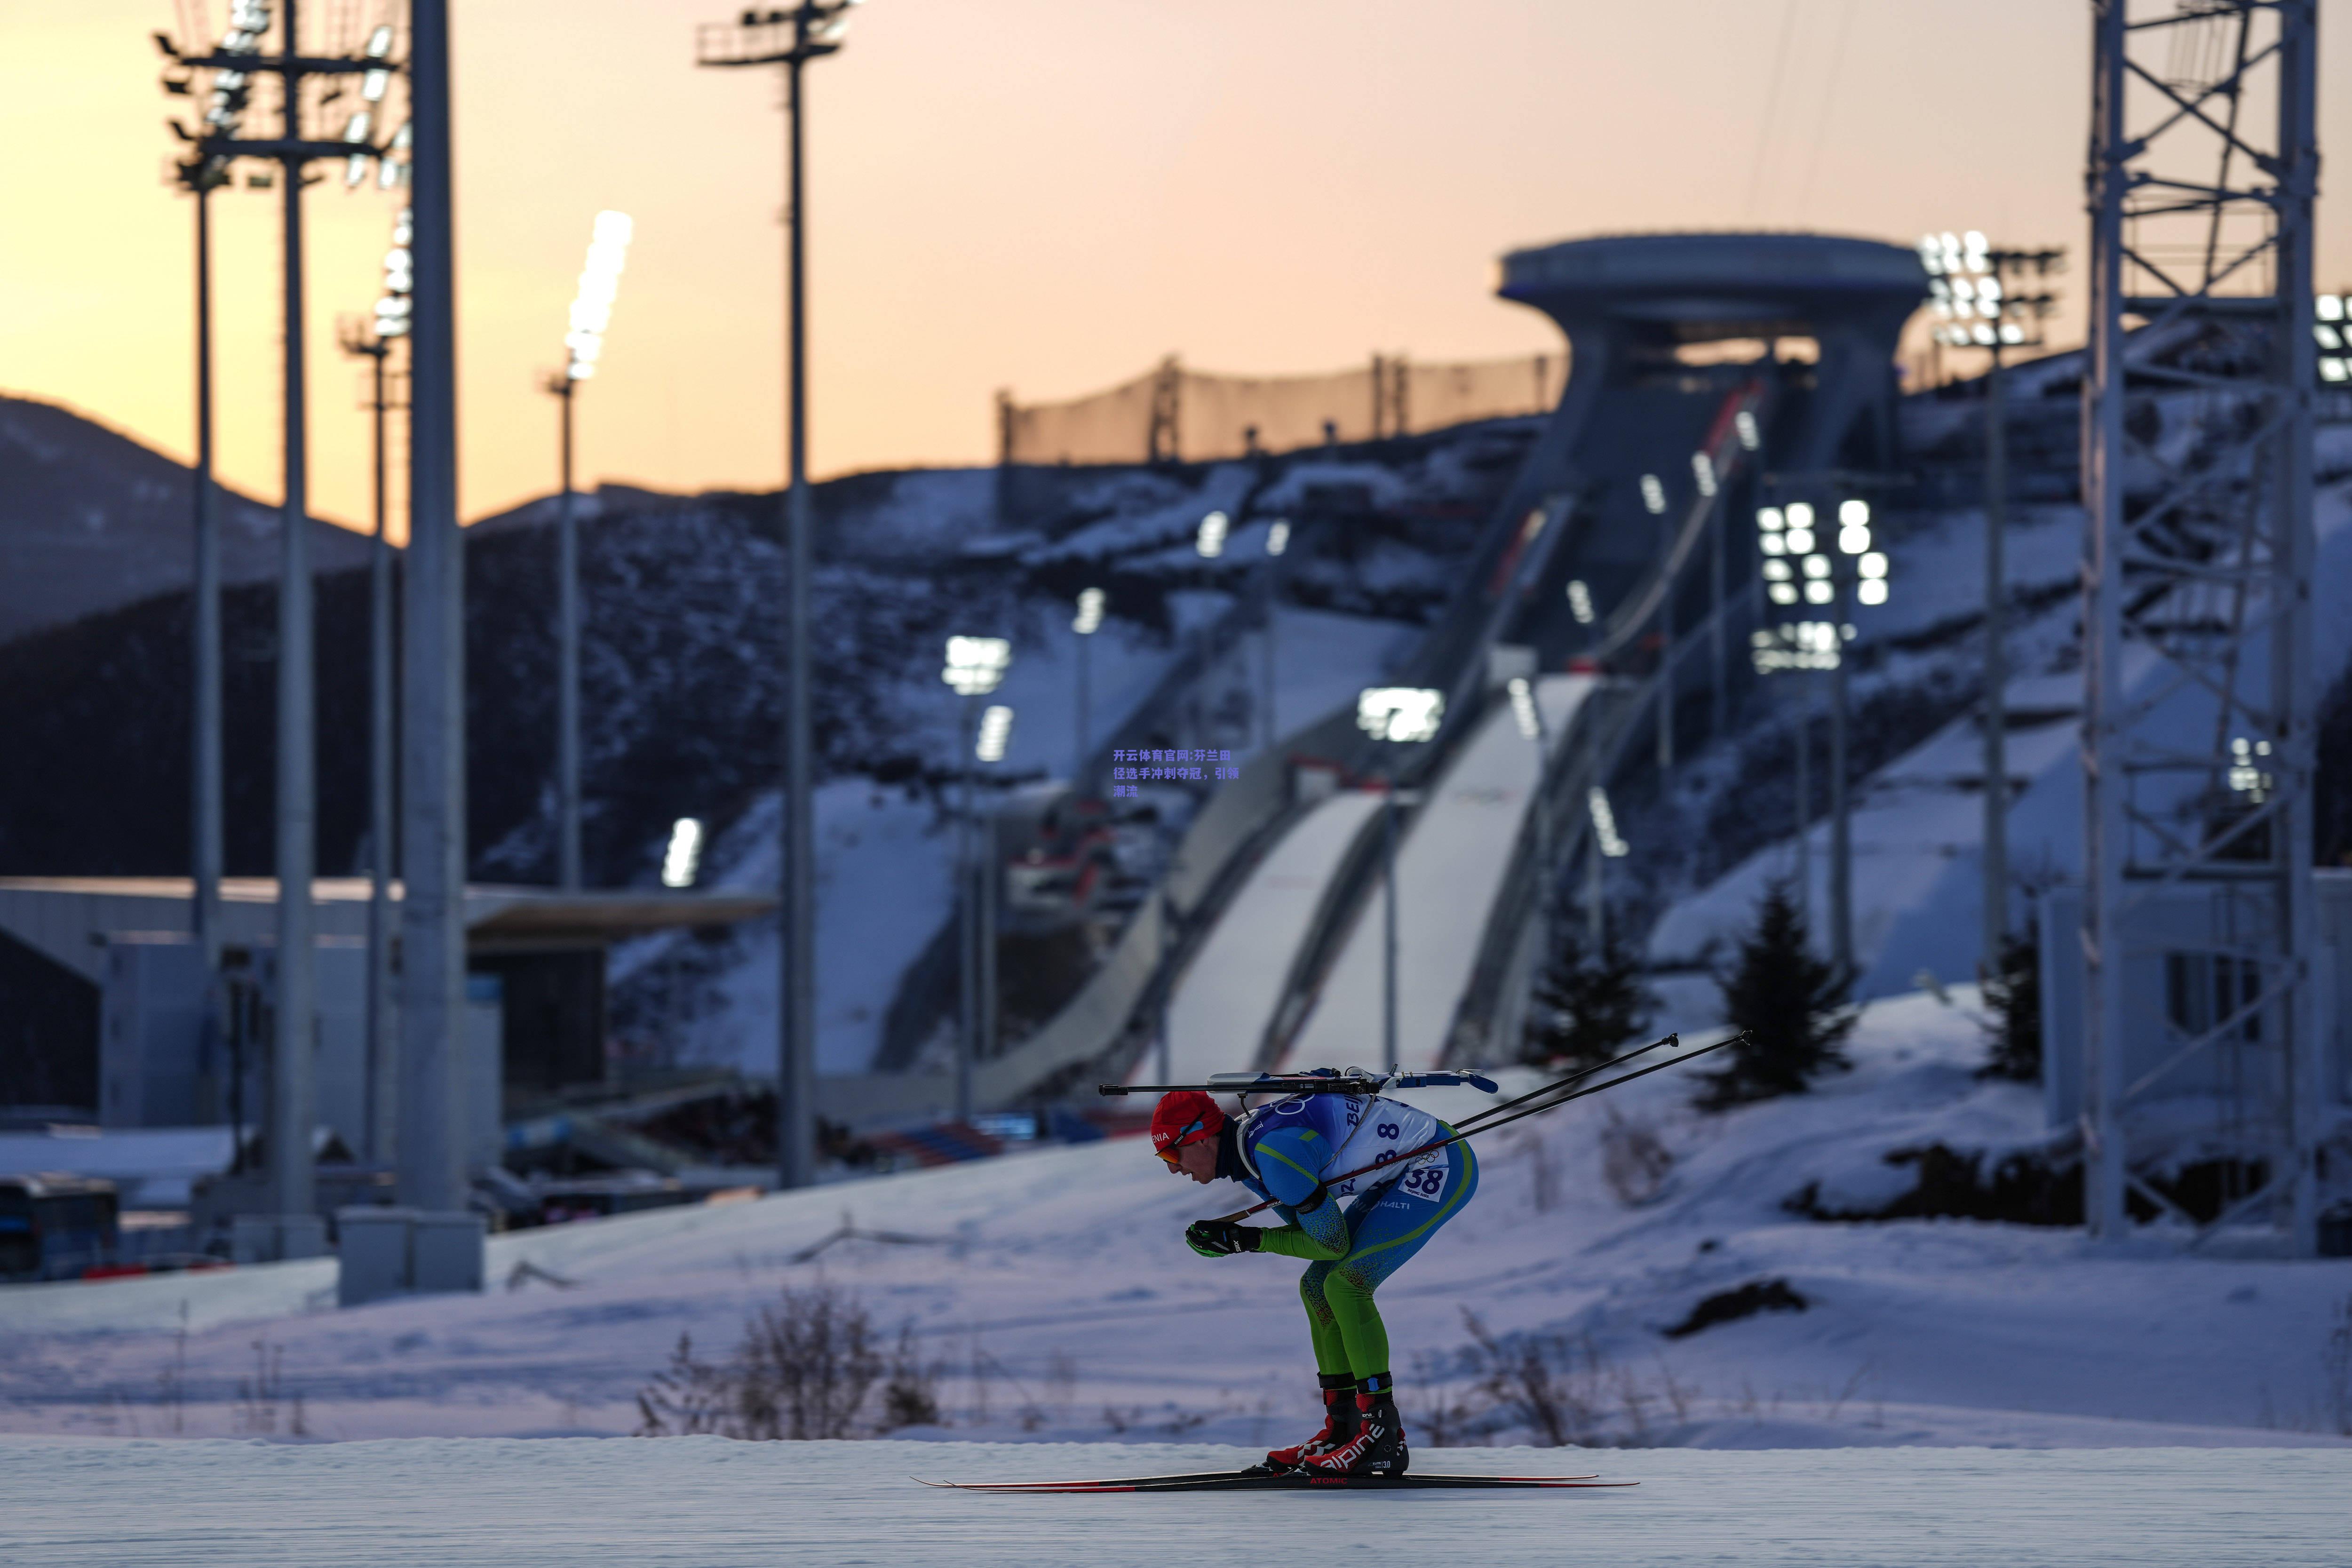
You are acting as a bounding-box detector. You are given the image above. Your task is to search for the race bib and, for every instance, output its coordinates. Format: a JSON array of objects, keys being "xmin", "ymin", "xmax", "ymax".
[{"xmin": 1393, "ymin": 1158, "xmax": 1449, "ymax": 1203}]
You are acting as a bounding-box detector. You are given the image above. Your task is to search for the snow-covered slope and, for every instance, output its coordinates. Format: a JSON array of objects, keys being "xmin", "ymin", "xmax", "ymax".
[{"xmin": 5, "ymin": 990, "xmax": 2346, "ymax": 1449}]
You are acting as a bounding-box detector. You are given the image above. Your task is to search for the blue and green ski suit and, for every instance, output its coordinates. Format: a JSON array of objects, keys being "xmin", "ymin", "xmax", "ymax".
[{"xmin": 1230, "ymin": 1092, "xmax": 1479, "ymax": 1380}]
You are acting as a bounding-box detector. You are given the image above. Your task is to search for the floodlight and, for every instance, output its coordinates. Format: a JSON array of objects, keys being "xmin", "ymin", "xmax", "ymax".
[
  {"xmin": 1566, "ymin": 579, "xmax": 1596, "ymax": 625},
  {"xmin": 344, "ymin": 110, "xmax": 372, "ymax": 143},
  {"xmin": 1760, "ymin": 533, "xmax": 1787, "ymax": 557},
  {"xmin": 1195, "ymin": 510, "xmax": 1228, "ymax": 558},
  {"xmin": 1757, "ymin": 507, "xmax": 1784, "ymax": 533},
  {"xmin": 1735, "ymin": 410, "xmax": 1760, "ymax": 451},
  {"xmin": 1802, "ymin": 554, "xmax": 1831, "ymax": 579},
  {"xmin": 1839, "ymin": 525, "xmax": 1871, "ymax": 555},
  {"xmin": 564, "ymin": 210, "xmax": 634, "ymax": 381},
  {"xmin": 1918, "ymin": 235, "xmax": 1944, "ymax": 275},
  {"xmin": 1586, "ymin": 787, "xmax": 1629, "ymax": 858},
  {"xmin": 2000, "ymin": 323, "xmax": 2025, "ymax": 345},
  {"xmin": 1356, "ymin": 687, "xmax": 1444, "ymax": 744},
  {"xmin": 1763, "ymin": 559, "xmax": 1792, "ymax": 582},
  {"xmin": 976, "ymin": 704, "xmax": 1014, "ymax": 764},
  {"xmin": 942, "ymin": 635, "xmax": 1011, "ymax": 695},
  {"xmin": 363, "ymin": 68, "xmax": 390, "ymax": 102},
  {"xmin": 1691, "ymin": 451, "xmax": 1717, "ymax": 497},
  {"xmin": 2320, "ymin": 295, "xmax": 2345, "ymax": 322},
  {"xmin": 2319, "ymin": 325, "xmax": 2345, "ymax": 351},
  {"xmin": 1506, "ymin": 677, "xmax": 1541, "ymax": 740},
  {"xmin": 1973, "ymin": 323, "xmax": 1995, "ymax": 346},
  {"xmin": 661, "ymin": 818, "xmax": 705, "ymax": 888},
  {"xmin": 1266, "ymin": 519, "xmax": 1291, "ymax": 557},
  {"xmin": 1838, "ymin": 499, "xmax": 1869, "ymax": 526},
  {"xmin": 1786, "ymin": 501, "xmax": 1814, "ymax": 530},
  {"xmin": 1979, "ymin": 274, "xmax": 2003, "ymax": 302},
  {"xmin": 2322, "ymin": 358, "xmax": 2349, "ymax": 383},
  {"xmin": 1768, "ymin": 582, "xmax": 1798, "ymax": 605},
  {"xmin": 1639, "ymin": 474, "xmax": 1666, "ymax": 515},
  {"xmin": 1953, "ymin": 277, "xmax": 1975, "ymax": 302},
  {"xmin": 1073, "ymin": 587, "xmax": 1104, "ymax": 636},
  {"xmin": 1859, "ymin": 552, "xmax": 1888, "ymax": 580},
  {"xmin": 1856, "ymin": 579, "xmax": 1889, "ymax": 607},
  {"xmin": 1804, "ymin": 581, "xmax": 1833, "ymax": 605},
  {"xmin": 1785, "ymin": 527, "xmax": 1815, "ymax": 554}
]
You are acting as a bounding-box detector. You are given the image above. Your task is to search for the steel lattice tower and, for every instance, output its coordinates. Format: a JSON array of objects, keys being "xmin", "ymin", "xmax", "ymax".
[{"xmin": 2082, "ymin": 0, "xmax": 2323, "ymax": 1251}]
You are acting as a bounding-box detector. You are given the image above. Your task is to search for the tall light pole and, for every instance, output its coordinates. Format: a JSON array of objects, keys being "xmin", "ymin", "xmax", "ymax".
[
  {"xmin": 1072, "ymin": 587, "xmax": 1104, "ymax": 781},
  {"xmin": 975, "ymin": 702, "xmax": 1014, "ymax": 1077},
  {"xmin": 1262, "ymin": 519, "xmax": 1290, "ymax": 750},
  {"xmin": 1751, "ymin": 493, "xmax": 1892, "ymax": 973},
  {"xmin": 698, "ymin": 0, "xmax": 860, "ymax": 1191},
  {"xmin": 1920, "ymin": 230, "xmax": 2061, "ymax": 975},
  {"xmin": 166, "ymin": 1, "xmax": 400, "ymax": 1243},
  {"xmin": 1356, "ymin": 687, "xmax": 1444, "ymax": 1070},
  {"xmin": 942, "ymin": 636, "xmax": 1010, "ymax": 1123},
  {"xmin": 160, "ymin": 1, "xmax": 268, "ymax": 1116},
  {"xmin": 339, "ymin": 306, "xmax": 402, "ymax": 1163},
  {"xmin": 399, "ymin": 0, "xmax": 469, "ymax": 1218},
  {"xmin": 546, "ymin": 211, "xmax": 634, "ymax": 891}
]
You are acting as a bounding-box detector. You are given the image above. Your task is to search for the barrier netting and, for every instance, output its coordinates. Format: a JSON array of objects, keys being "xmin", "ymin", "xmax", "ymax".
[{"xmin": 999, "ymin": 352, "xmax": 1563, "ymax": 466}]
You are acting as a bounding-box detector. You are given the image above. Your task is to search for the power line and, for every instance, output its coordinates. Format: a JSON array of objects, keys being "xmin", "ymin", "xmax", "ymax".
[
  {"xmin": 1793, "ymin": 0, "xmax": 1857, "ymax": 225},
  {"xmin": 1741, "ymin": 0, "xmax": 1801, "ymax": 224}
]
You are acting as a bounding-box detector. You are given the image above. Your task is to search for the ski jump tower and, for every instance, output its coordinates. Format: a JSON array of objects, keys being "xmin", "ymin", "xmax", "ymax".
[
  {"xmin": 1490, "ymin": 231, "xmax": 1925, "ymax": 682},
  {"xmin": 2081, "ymin": 1, "xmax": 2332, "ymax": 1254}
]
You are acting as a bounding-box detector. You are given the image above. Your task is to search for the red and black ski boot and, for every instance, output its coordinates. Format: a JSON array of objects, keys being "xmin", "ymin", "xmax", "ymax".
[
  {"xmin": 1300, "ymin": 1377, "xmax": 1409, "ymax": 1477},
  {"xmin": 1262, "ymin": 1374, "xmax": 1359, "ymax": 1472}
]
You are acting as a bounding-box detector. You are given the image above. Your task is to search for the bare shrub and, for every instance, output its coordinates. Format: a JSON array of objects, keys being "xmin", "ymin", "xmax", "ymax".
[
  {"xmin": 1407, "ymin": 1350, "xmax": 1487, "ymax": 1447},
  {"xmin": 636, "ymin": 1333, "xmax": 733, "ymax": 1436},
  {"xmin": 876, "ymin": 1324, "xmax": 943, "ymax": 1432},
  {"xmin": 1044, "ymin": 1350, "xmax": 1079, "ymax": 1423},
  {"xmin": 1599, "ymin": 1108, "xmax": 1673, "ymax": 1206},
  {"xmin": 1462, "ymin": 1311, "xmax": 1607, "ymax": 1447},
  {"xmin": 736, "ymin": 1282, "xmax": 884, "ymax": 1439},
  {"xmin": 634, "ymin": 1283, "xmax": 887, "ymax": 1440}
]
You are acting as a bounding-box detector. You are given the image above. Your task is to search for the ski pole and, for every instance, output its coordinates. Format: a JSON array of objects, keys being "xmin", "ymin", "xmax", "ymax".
[{"xmin": 1210, "ymin": 1030, "xmax": 1746, "ymax": 1223}]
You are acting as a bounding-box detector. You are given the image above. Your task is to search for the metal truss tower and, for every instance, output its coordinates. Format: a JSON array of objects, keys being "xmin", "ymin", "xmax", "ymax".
[{"xmin": 2082, "ymin": 0, "xmax": 2324, "ymax": 1252}]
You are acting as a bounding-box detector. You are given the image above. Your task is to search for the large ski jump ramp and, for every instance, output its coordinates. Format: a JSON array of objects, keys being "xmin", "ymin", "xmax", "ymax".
[
  {"xmin": 1281, "ymin": 673, "xmax": 1597, "ymax": 1073},
  {"xmin": 1161, "ymin": 790, "xmax": 1387, "ymax": 1084}
]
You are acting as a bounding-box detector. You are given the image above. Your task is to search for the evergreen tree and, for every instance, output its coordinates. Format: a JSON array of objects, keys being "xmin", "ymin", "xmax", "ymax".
[
  {"xmin": 1698, "ymin": 880, "xmax": 1854, "ymax": 1109},
  {"xmin": 1979, "ymin": 922, "xmax": 2042, "ymax": 1082},
  {"xmin": 1522, "ymin": 927, "xmax": 1653, "ymax": 1069}
]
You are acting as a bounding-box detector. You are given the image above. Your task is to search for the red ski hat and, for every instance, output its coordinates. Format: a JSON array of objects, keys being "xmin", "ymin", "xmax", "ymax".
[{"xmin": 1151, "ymin": 1091, "xmax": 1225, "ymax": 1163}]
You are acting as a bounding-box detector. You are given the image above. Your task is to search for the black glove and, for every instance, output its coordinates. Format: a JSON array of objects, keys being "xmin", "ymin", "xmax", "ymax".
[{"xmin": 1184, "ymin": 1219, "xmax": 1261, "ymax": 1258}]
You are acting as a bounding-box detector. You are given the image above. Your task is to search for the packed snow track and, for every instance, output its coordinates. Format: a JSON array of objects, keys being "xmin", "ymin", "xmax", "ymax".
[{"xmin": 2, "ymin": 1438, "xmax": 2344, "ymax": 1566}]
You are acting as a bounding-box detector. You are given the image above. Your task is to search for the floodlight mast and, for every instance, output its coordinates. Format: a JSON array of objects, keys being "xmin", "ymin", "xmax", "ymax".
[
  {"xmin": 159, "ymin": 0, "xmax": 273, "ymax": 1064},
  {"xmin": 162, "ymin": 1, "xmax": 404, "ymax": 1242},
  {"xmin": 339, "ymin": 313, "xmax": 403, "ymax": 1162},
  {"xmin": 698, "ymin": 0, "xmax": 860, "ymax": 1190},
  {"xmin": 1357, "ymin": 688, "xmax": 1445, "ymax": 1070},
  {"xmin": 1921, "ymin": 233, "xmax": 2063, "ymax": 977},
  {"xmin": 546, "ymin": 212, "xmax": 633, "ymax": 892}
]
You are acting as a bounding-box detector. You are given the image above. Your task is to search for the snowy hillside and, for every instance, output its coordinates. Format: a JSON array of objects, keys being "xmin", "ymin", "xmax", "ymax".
[{"xmin": 5, "ymin": 990, "xmax": 2346, "ymax": 1449}]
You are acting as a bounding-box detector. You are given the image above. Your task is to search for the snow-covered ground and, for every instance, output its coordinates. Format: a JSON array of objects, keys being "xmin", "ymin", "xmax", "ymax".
[
  {"xmin": 6, "ymin": 990, "xmax": 2347, "ymax": 1455},
  {"xmin": 3, "ymin": 1438, "xmax": 2347, "ymax": 1567}
]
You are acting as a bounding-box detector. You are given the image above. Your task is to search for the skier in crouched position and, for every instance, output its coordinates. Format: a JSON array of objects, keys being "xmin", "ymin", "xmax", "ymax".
[{"xmin": 1153, "ymin": 1082, "xmax": 1479, "ymax": 1476}]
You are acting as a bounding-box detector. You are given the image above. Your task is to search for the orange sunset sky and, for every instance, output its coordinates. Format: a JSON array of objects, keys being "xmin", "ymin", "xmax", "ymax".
[{"xmin": 5, "ymin": 1, "xmax": 2350, "ymax": 539}]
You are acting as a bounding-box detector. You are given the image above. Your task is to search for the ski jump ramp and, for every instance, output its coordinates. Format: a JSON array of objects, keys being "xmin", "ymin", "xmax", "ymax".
[
  {"xmin": 1160, "ymin": 790, "xmax": 1387, "ymax": 1086},
  {"xmin": 1263, "ymin": 673, "xmax": 1597, "ymax": 1075}
]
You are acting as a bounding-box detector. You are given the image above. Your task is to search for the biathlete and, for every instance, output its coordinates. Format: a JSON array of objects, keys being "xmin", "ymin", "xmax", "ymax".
[{"xmin": 1152, "ymin": 1081, "xmax": 1479, "ymax": 1476}]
